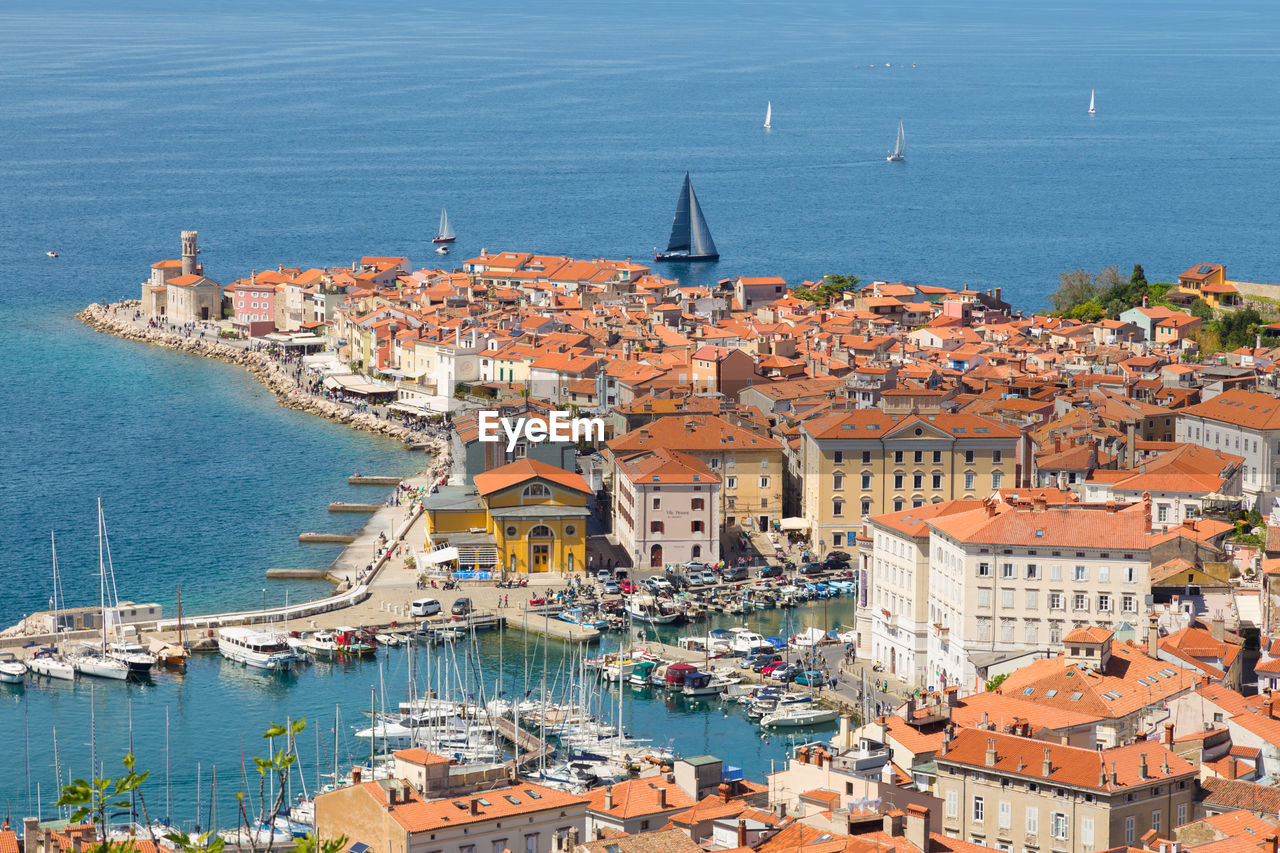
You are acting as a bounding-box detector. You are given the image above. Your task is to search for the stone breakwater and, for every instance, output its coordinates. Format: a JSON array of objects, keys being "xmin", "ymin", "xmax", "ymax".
[{"xmin": 78, "ymin": 301, "xmax": 449, "ymax": 458}]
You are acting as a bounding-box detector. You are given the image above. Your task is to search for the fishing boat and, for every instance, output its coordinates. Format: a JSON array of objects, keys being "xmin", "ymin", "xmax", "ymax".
[
  {"xmin": 433, "ymin": 206, "xmax": 456, "ymax": 243},
  {"xmin": 886, "ymin": 119, "xmax": 905, "ymax": 162},
  {"xmin": 0, "ymin": 652, "xmax": 26, "ymax": 684},
  {"xmin": 628, "ymin": 659, "xmax": 656, "ymax": 686},
  {"xmin": 333, "ymin": 626, "xmax": 377, "ymax": 655},
  {"xmin": 761, "ymin": 706, "xmax": 838, "ymax": 727},
  {"xmin": 375, "ymin": 633, "xmax": 406, "ymax": 647},
  {"xmin": 559, "ymin": 608, "xmax": 608, "ymax": 631},
  {"xmin": 625, "ymin": 595, "xmax": 679, "ymax": 624},
  {"xmin": 46, "ymin": 251, "xmax": 58, "ymax": 258},
  {"xmin": 763, "ymin": 101, "xmax": 772, "ymax": 129},
  {"xmin": 1089, "ymin": 89, "xmax": 1096, "ymax": 115},
  {"xmin": 218, "ymin": 626, "xmax": 297, "ymax": 670},
  {"xmin": 653, "ymin": 172, "xmax": 719, "ymax": 262}
]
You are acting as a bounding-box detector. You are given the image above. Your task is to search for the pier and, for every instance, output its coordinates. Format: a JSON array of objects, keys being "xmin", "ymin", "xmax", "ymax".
[
  {"xmin": 495, "ymin": 717, "xmax": 554, "ymax": 769},
  {"xmin": 299, "ymin": 532, "xmax": 358, "ymax": 544},
  {"xmin": 329, "ymin": 502, "xmax": 382, "ymax": 513},
  {"xmin": 264, "ymin": 568, "xmax": 330, "ymax": 579},
  {"xmin": 348, "ymin": 475, "xmax": 404, "ymax": 485},
  {"xmin": 512, "ymin": 607, "xmax": 601, "ymax": 643}
]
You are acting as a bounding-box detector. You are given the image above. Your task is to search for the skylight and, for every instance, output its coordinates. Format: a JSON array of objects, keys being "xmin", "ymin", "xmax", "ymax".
[
  {"xmin": 525, "ymin": 790, "xmax": 542, "ymax": 799},
  {"xmin": 1023, "ymin": 688, "xmax": 1035, "ymax": 695},
  {"xmin": 505, "ymin": 795, "xmax": 521, "ymax": 805},
  {"xmin": 1045, "ymin": 690, "xmax": 1058, "ymax": 698},
  {"xmin": 1069, "ymin": 692, "xmax": 1083, "ymax": 701}
]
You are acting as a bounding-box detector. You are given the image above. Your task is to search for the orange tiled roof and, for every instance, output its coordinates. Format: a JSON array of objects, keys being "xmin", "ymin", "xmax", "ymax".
[{"xmin": 473, "ymin": 458, "xmax": 592, "ymax": 497}]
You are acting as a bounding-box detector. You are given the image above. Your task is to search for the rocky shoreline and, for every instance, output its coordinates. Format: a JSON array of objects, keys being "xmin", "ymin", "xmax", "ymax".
[{"xmin": 78, "ymin": 301, "xmax": 448, "ymax": 454}]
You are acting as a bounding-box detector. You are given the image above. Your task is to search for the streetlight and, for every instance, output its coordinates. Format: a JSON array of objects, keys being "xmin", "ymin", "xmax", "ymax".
[{"xmin": 262, "ymin": 588, "xmax": 267, "ymax": 621}]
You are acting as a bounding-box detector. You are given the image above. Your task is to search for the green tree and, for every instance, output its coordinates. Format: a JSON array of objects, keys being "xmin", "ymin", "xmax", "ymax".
[
  {"xmin": 1218, "ymin": 307, "xmax": 1262, "ymax": 350},
  {"xmin": 1131, "ymin": 264, "xmax": 1147, "ymax": 287},
  {"xmin": 1049, "ymin": 269, "xmax": 1100, "ymax": 314},
  {"xmin": 985, "ymin": 673, "xmax": 1008, "ymax": 692},
  {"xmin": 1189, "ymin": 299, "xmax": 1214, "ymax": 321},
  {"xmin": 793, "ymin": 273, "xmax": 863, "ymax": 306},
  {"xmin": 1068, "ymin": 301, "xmax": 1104, "ymax": 322}
]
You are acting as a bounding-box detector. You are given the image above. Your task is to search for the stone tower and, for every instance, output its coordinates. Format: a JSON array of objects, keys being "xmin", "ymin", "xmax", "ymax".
[{"xmin": 181, "ymin": 230, "xmax": 198, "ymax": 276}]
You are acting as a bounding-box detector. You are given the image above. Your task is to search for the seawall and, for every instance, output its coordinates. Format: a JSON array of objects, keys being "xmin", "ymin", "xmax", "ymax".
[{"xmin": 77, "ymin": 301, "xmax": 425, "ymax": 446}]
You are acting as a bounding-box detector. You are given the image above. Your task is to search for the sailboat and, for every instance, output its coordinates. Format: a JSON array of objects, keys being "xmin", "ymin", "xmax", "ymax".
[
  {"xmin": 886, "ymin": 119, "xmax": 905, "ymax": 162},
  {"xmin": 1088, "ymin": 89, "xmax": 1096, "ymax": 115},
  {"xmin": 73, "ymin": 502, "xmax": 131, "ymax": 680},
  {"xmin": 432, "ymin": 206, "xmax": 456, "ymax": 244},
  {"xmin": 653, "ymin": 172, "xmax": 719, "ymax": 262},
  {"xmin": 29, "ymin": 531, "xmax": 76, "ymax": 680},
  {"xmin": 764, "ymin": 101, "xmax": 772, "ymax": 129}
]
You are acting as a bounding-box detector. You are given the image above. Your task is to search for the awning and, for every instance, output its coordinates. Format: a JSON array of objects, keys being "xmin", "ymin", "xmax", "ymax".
[
  {"xmin": 420, "ymin": 546, "xmax": 460, "ymax": 565},
  {"xmin": 780, "ymin": 517, "xmax": 811, "ymax": 531}
]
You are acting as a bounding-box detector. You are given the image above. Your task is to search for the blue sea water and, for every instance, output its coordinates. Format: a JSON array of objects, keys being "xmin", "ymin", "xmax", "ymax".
[{"xmin": 2, "ymin": 0, "xmax": 1280, "ymax": 824}]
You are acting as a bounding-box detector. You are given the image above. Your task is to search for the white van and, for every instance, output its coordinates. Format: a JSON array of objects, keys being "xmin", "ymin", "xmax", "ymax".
[{"xmin": 411, "ymin": 598, "xmax": 441, "ymax": 617}]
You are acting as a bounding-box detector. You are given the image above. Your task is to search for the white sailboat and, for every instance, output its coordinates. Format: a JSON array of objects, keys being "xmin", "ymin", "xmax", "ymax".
[
  {"xmin": 29, "ymin": 531, "xmax": 76, "ymax": 680},
  {"xmin": 73, "ymin": 501, "xmax": 130, "ymax": 681},
  {"xmin": 0, "ymin": 652, "xmax": 26, "ymax": 684},
  {"xmin": 433, "ymin": 206, "xmax": 456, "ymax": 244},
  {"xmin": 1088, "ymin": 89, "xmax": 1096, "ymax": 115},
  {"xmin": 886, "ymin": 119, "xmax": 905, "ymax": 162},
  {"xmin": 764, "ymin": 101, "xmax": 772, "ymax": 129}
]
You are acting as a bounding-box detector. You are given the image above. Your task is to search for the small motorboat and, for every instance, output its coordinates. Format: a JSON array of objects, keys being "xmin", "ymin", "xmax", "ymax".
[
  {"xmin": 46, "ymin": 251, "xmax": 58, "ymax": 258},
  {"xmin": 0, "ymin": 652, "xmax": 28, "ymax": 684},
  {"xmin": 375, "ymin": 633, "xmax": 406, "ymax": 647},
  {"xmin": 435, "ymin": 245, "xmax": 450, "ymax": 255}
]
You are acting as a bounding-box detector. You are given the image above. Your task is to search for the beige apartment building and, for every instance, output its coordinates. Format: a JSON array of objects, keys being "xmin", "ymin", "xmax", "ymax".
[
  {"xmin": 799, "ymin": 411, "xmax": 1020, "ymax": 551},
  {"xmin": 923, "ymin": 497, "xmax": 1154, "ymax": 692},
  {"xmin": 606, "ymin": 415, "xmax": 783, "ymax": 533},
  {"xmin": 935, "ymin": 728, "xmax": 1196, "ymax": 853}
]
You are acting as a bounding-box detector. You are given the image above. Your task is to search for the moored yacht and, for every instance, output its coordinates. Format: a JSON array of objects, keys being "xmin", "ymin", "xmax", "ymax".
[{"xmin": 218, "ymin": 626, "xmax": 297, "ymax": 670}]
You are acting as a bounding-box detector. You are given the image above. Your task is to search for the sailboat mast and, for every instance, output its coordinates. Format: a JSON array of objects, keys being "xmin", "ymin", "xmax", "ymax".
[{"xmin": 98, "ymin": 499, "xmax": 106, "ymax": 649}]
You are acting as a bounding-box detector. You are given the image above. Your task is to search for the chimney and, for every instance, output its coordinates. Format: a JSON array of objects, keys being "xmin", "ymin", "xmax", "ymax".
[
  {"xmin": 388, "ymin": 784, "xmax": 399, "ymax": 805},
  {"xmin": 906, "ymin": 805, "xmax": 929, "ymax": 852},
  {"xmin": 985, "ymin": 737, "xmax": 998, "ymax": 767},
  {"xmin": 720, "ymin": 782, "xmax": 732, "ymax": 803},
  {"xmin": 659, "ymin": 787, "xmax": 668, "ymax": 808},
  {"xmin": 737, "ymin": 820, "xmax": 748, "ymax": 848},
  {"xmin": 22, "ymin": 818, "xmax": 37, "ymax": 853},
  {"xmin": 1263, "ymin": 838, "xmax": 1277, "ymax": 853},
  {"xmin": 470, "ymin": 797, "xmax": 481, "ymax": 815},
  {"xmin": 981, "ymin": 711, "xmax": 990, "ymax": 730},
  {"xmin": 1139, "ymin": 753, "xmax": 1149, "ymax": 780},
  {"xmin": 604, "ymin": 786, "xmax": 614, "ymax": 810},
  {"xmin": 1164, "ymin": 723, "xmax": 1174, "ymax": 747},
  {"xmin": 1111, "ymin": 761, "xmax": 1119, "ymax": 787},
  {"xmin": 352, "ymin": 768, "xmax": 362, "ymax": 785},
  {"xmin": 1148, "ymin": 613, "xmax": 1160, "ymax": 658},
  {"xmin": 1042, "ymin": 748, "xmax": 1052, "ymax": 777},
  {"xmin": 1210, "ymin": 617, "xmax": 1225, "ymax": 642},
  {"xmin": 883, "ymin": 810, "xmax": 905, "ymax": 837}
]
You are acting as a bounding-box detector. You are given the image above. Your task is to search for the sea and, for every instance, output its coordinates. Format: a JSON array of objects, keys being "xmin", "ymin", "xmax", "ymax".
[{"xmin": 1, "ymin": 0, "xmax": 1279, "ymax": 826}]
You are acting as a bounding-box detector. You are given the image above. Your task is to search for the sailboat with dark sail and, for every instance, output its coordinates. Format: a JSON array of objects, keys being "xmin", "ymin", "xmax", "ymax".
[{"xmin": 654, "ymin": 172, "xmax": 719, "ymax": 262}]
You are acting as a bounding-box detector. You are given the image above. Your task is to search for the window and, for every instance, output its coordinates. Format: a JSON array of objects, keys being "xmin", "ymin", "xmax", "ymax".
[
  {"xmin": 1152, "ymin": 810, "xmax": 1161, "ymax": 832},
  {"xmin": 1177, "ymin": 804, "xmax": 1187, "ymax": 827},
  {"xmin": 1099, "ymin": 566, "xmax": 1110, "ymax": 583},
  {"xmin": 972, "ymin": 796, "xmax": 984, "ymax": 823},
  {"xmin": 861, "ymin": 499, "xmax": 872, "ymax": 516},
  {"xmin": 978, "ymin": 562, "xmax": 991, "ymax": 577},
  {"xmin": 650, "ymin": 521, "xmax": 664, "ymax": 533},
  {"xmin": 1124, "ymin": 817, "xmax": 1135, "ymax": 844},
  {"xmin": 863, "ymin": 450, "xmax": 872, "ymax": 464},
  {"xmin": 964, "ymin": 472, "xmax": 975, "ymax": 490},
  {"xmin": 833, "ymin": 499, "xmax": 844, "ymax": 517},
  {"xmin": 1002, "ymin": 562, "xmax": 1015, "ymax": 579},
  {"xmin": 834, "ymin": 472, "xmax": 845, "ymax": 490},
  {"xmin": 653, "ymin": 497, "xmax": 661, "ymax": 509},
  {"xmin": 834, "ymin": 451, "xmax": 844, "ymax": 464},
  {"xmin": 894, "ymin": 450, "xmax": 904, "ymax": 464},
  {"xmin": 1073, "ymin": 565, "xmax": 1088, "ymax": 582},
  {"xmin": 1050, "ymin": 813, "xmax": 1067, "ymax": 841},
  {"xmin": 1025, "ymin": 807, "xmax": 1038, "ymax": 836},
  {"xmin": 1124, "ymin": 566, "xmax": 1137, "ymax": 583},
  {"xmin": 992, "ymin": 471, "xmax": 1002, "ymax": 489},
  {"xmin": 492, "ymin": 842, "xmax": 507, "ymax": 853},
  {"xmin": 1001, "ymin": 620, "xmax": 1014, "ymax": 643},
  {"xmin": 1048, "ymin": 592, "xmax": 1064, "ymax": 610},
  {"xmin": 691, "ymin": 545, "xmax": 701, "ymax": 558},
  {"xmin": 914, "ymin": 450, "xmax": 924, "ymax": 463},
  {"xmin": 525, "ymin": 835, "xmax": 540, "ymax": 853},
  {"xmin": 1157, "ymin": 503, "xmax": 1169, "ymax": 523},
  {"xmin": 1001, "ymin": 589, "xmax": 1014, "ymax": 608},
  {"xmin": 946, "ymin": 790, "xmax": 958, "ymax": 818},
  {"xmin": 933, "ymin": 450, "xmax": 943, "ymax": 463},
  {"xmin": 1025, "ymin": 621, "xmax": 1038, "ymax": 643},
  {"xmin": 862, "ymin": 472, "xmax": 873, "ymax": 489},
  {"xmin": 894, "ymin": 498, "xmax": 904, "ymax": 511},
  {"xmin": 1026, "ymin": 563, "xmax": 1039, "ymax": 580},
  {"xmin": 1025, "ymin": 590, "xmax": 1039, "ymax": 609},
  {"xmin": 1122, "ymin": 594, "xmax": 1136, "ymax": 612},
  {"xmin": 692, "ymin": 520, "xmax": 704, "ymax": 533},
  {"xmin": 522, "ymin": 483, "xmax": 550, "ymax": 498},
  {"xmin": 692, "ymin": 498, "xmax": 704, "ymax": 510},
  {"xmin": 1049, "ymin": 623, "xmax": 1062, "ymax": 644},
  {"xmin": 998, "ymin": 801, "xmax": 1011, "ymax": 830},
  {"xmin": 727, "ymin": 476, "xmax": 737, "ymax": 489},
  {"xmin": 895, "ymin": 473, "xmax": 905, "ymax": 489},
  {"xmin": 1080, "ymin": 817, "xmax": 1094, "ymax": 849},
  {"xmin": 978, "ymin": 589, "xmax": 992, "ymax": 608},
  {"xmin": 913, "ymin": 472, "xmax": 923, "ymax": 489},
  {"xmin": 933, "ymin": 473, "xmax": 943, "ymax": 489},
  {"xmin": 993, "ymin": 450, "xmax": 1003, "ymax": 463},
  {"xmin": 759, "ymin": 476, "xmax": 770, "ymax": 488},
  {"xmin": 977, "ymin": 619, "xmax": 991, "ymax": 641},
  {"xmin": 1098, "ymin": 593, "xmax": 1111, "ymax": 612},
  {"xmin": 1073, "ymin": 593, "xmax": 1089, "ymax": 611},
  {"xmin": 965, "ymin": 450, "xmax": 975, "ymax": 463}
]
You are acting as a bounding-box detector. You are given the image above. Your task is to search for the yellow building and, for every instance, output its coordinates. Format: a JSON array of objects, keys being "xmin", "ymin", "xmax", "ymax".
[
  {"xmin": 1177, "ymin": 262, "xmax": 1241, "ymax": 309},
  {"xmin": 421, "ymin": 458, "xmax": 590, "ymax": 574}
]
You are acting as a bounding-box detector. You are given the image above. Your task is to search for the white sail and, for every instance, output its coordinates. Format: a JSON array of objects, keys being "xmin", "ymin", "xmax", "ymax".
[
  {"xmin": 887, "ymin": 119, "xmax": 905, "ymax": 162},
  {"xmin": 764, "ymin": 101, "xmax": 771, "ymax": 129},
  {"xmin": 437, "ymin": 206, "xmax": 455, "ymax": 241},
  {"xmin": 1088, "ymin": 89, "xmax": 1096, "ymax": 114}
]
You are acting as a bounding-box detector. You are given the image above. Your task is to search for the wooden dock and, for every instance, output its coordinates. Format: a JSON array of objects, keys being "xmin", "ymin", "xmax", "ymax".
[{"xmin": 495, "ymin": 717, "xmax": 554, "ymax": 769}]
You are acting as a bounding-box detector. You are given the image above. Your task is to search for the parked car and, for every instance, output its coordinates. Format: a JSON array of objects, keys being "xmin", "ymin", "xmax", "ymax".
[
  {"xmin": 410, "ymin": 598, "xmax": 441, "ymax": 617},
  {"xmin": 793, "ymin": 670, "xmax": 826, "ymax": 686},
  {"xmin": 761, "ymin": 660, "xmax": 788, "ymax": 677},
  {"xmin": 618, "ymin": 579, "xmax": 635, "ymax": 594},
  {"xmin": 800, "ymin": 562, "xmax": 825, "ymax": 576},
  {"xmin": 722, "ymin": 566, "xmax": 749, "ymax": 582},
  {"xmin": 760, "ymin": 565, "xmax": 784, "ymax": 579},
  {"xmin": 768, "ymin": 665, "xmax": 800, "ymax": 683},
  {"xmin": 451, "ymin": 597, "xmax": 473, "ymax": 616},
  {"xmin": 683, "ymin": 561, "xmax": 709, "ymax": 573},
  {"xmin": 596, "ymin": 569, "xmax": 611, "ymax": 583},
  {"xmin": 603, "ymin": 580, "xmax": 620, "ymax": 594},
  {"xmin": 699, "ymin": 570, "xmax": 717, "ymax": 586},
  {"xmin": 748, "ymin": 653, "xmax": 783, "ymax": 672},
  {"xmin": 645, "ymin": 576, "xmax": 674, "ymax": 594}
]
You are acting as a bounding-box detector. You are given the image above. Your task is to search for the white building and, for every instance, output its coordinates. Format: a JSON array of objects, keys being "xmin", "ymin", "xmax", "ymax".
[
  {"xmin": 612, "ymin": 448, "xmax": 721, "ymax": 569},
  {"xmin": 924, "ymin": 496, "xmax": 1154, "ymax": 692},
  {"xmin": 1177, "ymin": 389, "xmax": 1280, "ymax": 512}
]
